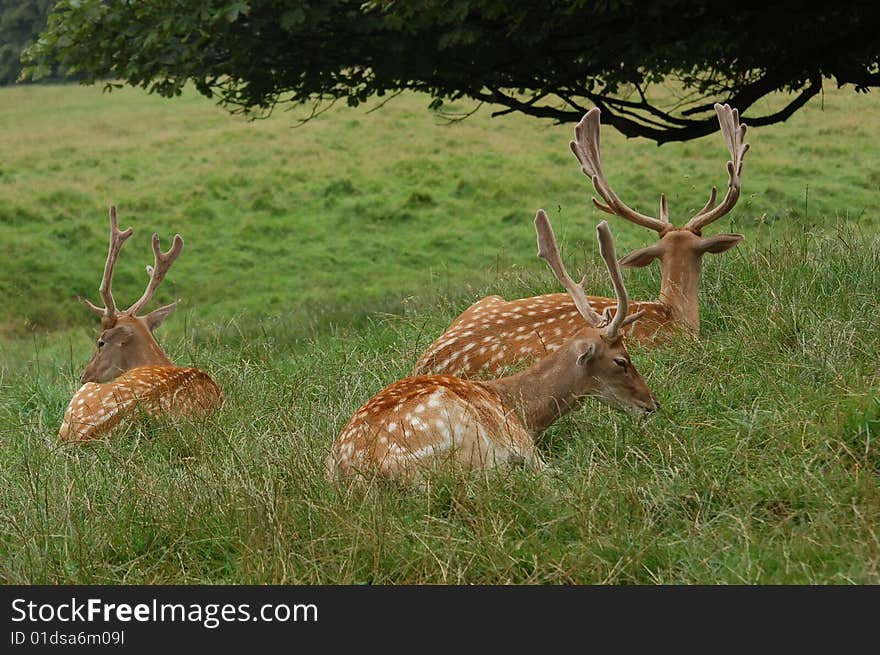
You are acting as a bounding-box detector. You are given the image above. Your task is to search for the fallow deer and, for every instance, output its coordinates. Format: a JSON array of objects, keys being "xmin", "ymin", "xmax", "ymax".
[
  {"xmin": 327, "ymin": 213, "xmax": 658, "ymax": 482},
  {"xmin": 415, "ymin": 103, "xmax": 749, "ymax": 378},
  {"xmin": 58, "ymin": 206, "xmax": 222, "ymax": 442}
]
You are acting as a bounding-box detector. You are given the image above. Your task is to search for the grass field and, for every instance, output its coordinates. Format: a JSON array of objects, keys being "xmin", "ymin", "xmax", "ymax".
[{"xmin": 0, "ymin": 83, "xmax": 878, "ymax": 583}]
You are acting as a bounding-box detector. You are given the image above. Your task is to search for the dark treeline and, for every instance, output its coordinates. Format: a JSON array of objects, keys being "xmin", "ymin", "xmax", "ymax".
[
  {"xmin": 1, "ymin": 0, "xmax": 55, "ymax": 85},
  {"xmin": 20, "ymin": 1, "xmax": 880, "ymax": 143}
]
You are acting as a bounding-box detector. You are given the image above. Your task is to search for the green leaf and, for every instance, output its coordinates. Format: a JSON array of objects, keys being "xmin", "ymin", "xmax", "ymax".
[
  {"xmin": 224, "ymin": 1, "xmax": 251, "ymax": 22},
  {"xmin": 281, "ymin": 8, "xmax": 306, "ymax": 30}
]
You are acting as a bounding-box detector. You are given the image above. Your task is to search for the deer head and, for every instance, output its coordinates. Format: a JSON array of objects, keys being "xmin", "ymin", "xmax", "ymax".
[
  {"xmin": 569, "ymin": 103, "xmax": 749, "ymax": 330},
  {"xmin": 535, "ymin": 210, "xmax": 657, "ymax": 413},
  {"xmin": 490, "ymin": 211, "xmax": 658, "ymax": 431},
  {"xmin": 79, "ymin": 206, "xmax": 183, "ymax": 384}
]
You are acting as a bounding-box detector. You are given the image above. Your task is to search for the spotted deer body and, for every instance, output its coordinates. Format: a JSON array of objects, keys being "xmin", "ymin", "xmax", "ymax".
[
  {"xmin": 59, "ymin": 366, "xmax": 221, "ymax": 441},
  {"xmin": 58, "ymin": 206, "xmax": 221, "ymax": 442},
  {"xmin": 416, "ymin": 103, "xmax": 749, "ymax": 378},
  {"xmin": 416, "ymin": 293, "xmax": 670, "ymax": 377},
  {"xmin": 330, "ymin": 375, "xmax": 540, "ymax": 479},
  {"xmin": 328, "ymin": 215, "xmax": 658, "ymax": 482}
]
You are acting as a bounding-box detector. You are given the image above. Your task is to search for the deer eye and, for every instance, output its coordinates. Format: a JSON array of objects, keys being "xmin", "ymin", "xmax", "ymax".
[
  {"xmin": 97, "ymin": 339, "xmax": 106, "ymax": 348},
  {"xmin": 613, "ymin": 357, "xmax": 628, "ymax": 371}
]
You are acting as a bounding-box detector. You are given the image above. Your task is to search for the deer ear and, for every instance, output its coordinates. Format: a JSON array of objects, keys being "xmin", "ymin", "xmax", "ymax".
[
  {"xmin": 698, "ymin": 233, "xmax": 743, "ymax": 254},
  {"xmin": 576, "ymin": 343, "xmax": 598, "ymax": 366},
  {"xmin": 619, "ymin": 244, "xmax": 663, "ymax": 268},
  {"xmin": 144, "ymin": 301, "xmax": 179, "ymax": 331}
]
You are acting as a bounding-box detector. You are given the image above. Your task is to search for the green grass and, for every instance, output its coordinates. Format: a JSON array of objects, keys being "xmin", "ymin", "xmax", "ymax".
[
  {"xmin": 1, "ymin": 82, "xmax": 878, "ymax": 335},
  {"xmin": 0, "ymin": 83, "xmax": 878, "ymax": 583}
]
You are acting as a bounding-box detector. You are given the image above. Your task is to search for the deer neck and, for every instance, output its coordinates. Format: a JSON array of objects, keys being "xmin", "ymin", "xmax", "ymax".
[
  {"xmin": 124, "ymin": 336, "xmax": 174, "ymax": 372},
  {"xmin": 483, "ymin": 348, "xmax": 588, "ymax": 436},
  {"xmin": 658, "ymin": 256, "xmax": 701, "ymax": 331}
]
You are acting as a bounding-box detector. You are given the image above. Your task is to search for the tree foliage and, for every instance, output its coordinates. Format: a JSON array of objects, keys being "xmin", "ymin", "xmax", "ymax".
[
  {"xmin": 21, "ymin": 0, "xmax": 880, "ymax": 142},
  {"xmin": 0, "ymin": 0, "xmax": 54, "ymax": 85}
]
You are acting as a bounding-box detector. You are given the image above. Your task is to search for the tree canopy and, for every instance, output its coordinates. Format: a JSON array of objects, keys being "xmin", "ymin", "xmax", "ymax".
[
  {"xmin": 0, "ymin": 0, "xmax": 54, "ymax": 85},
  {"xmin": 21, "ymin": 0, "xmax": 880, "ymax": 143}
]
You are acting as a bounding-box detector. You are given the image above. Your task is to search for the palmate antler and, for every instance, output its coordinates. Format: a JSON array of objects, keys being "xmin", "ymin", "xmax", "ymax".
[
  {"xmin": 81, "ymin": 206, "xmax": 183, "ymax": 323},
  {"xmin": 684, "ymin": 104, "xmax": 750, "ymax": 234},
  {"xmin": 570, "ymin": 104, "xmax": 749, "ymax": 234},
  {"xmin": 570, "ymin": 109, "xmax": 670, "ymax": 234},
  {"xmin": 534, "ymin": 210, "xmax": 643, "ymax": 340}
]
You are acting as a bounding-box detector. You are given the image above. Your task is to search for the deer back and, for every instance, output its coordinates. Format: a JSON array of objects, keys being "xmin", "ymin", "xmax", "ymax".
[
  {"xmin": 59, "ymin": 365, "xmax": 222, "ymax": 442},
  {"xmin": 326, "ymin": 375, "xmax": 540, "ymax": 481},
  {"xmin": 415, "ymin": 293, "xmax": 670, "ymax": 377}
]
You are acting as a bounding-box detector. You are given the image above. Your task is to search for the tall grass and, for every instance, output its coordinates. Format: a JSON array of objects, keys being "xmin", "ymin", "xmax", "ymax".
[{"xmin": 1, "ymin": 226, "xmax": 878, "ymax": 583}]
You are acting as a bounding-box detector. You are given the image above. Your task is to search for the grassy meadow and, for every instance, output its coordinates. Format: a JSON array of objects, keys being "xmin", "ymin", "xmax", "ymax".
[{"xmin": 0, "ymin": 83, "xmax": 878, "ymax": 583}]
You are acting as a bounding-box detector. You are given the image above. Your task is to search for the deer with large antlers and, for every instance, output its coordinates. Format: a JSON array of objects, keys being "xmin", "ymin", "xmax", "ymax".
[
  {"xmin": 415, "ymin": 103, "xmax": 749, "ymax": 378},
  {"xmin": 327, "ymin": 213, "xmax": 658, "ymax": 482},
  {"xmin": 58, "ymin": 206, "xmax": 222, "ymax": 442}
]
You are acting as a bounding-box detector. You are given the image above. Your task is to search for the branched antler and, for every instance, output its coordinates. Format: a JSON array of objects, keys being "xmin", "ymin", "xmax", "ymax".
[
  {"xmin": 570, "ymin": 108, "xmax": 669, "ymax": 234},
  {"xmin": 81, "ymin": 205, "xmax": 133, "ymax": 323},
  {"xmin": 81, "ymin": 206, "xmax": 184, "ymax": 322},
  {"xmin": 126, "ymin": 232, "xmax": 184, "ymax": 316},
  {"xmin": 595, "ymin": 221, "xmax": 644, "ymax": 339},
  {"xmin": 534, "ymin": 209, "xmax": 604, "ymax": 327},
  {"xmin": 570, "ymin": 104, "xmax": 748, "ymax": 236},
  {"xmin": 684, "ymin": 103, "xmax": 750, "ymax": 233},
  {"xmin": 534, "ymin": 211, "xmax": 643, "ymax": 337}
]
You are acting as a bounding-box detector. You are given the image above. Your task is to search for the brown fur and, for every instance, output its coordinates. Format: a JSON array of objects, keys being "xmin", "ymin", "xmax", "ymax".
[
  {"xmin": 329, "ymin": 218, "xmax": 658, "ymax": 483},
  {"xmin": 59, "ymin": 206, "xmax": 222, "ymax": 441},
  {"xmin": 416, "ymin": 293, "xmax": 671, "ymax": 377},
  {"xmin": 328, "ymin": 326, "xmax": 657, "ymax": 483},
  {"xmin": 416, "ymin": 104, "xmax": 749, "ymax": 378},
  {"xmin": 59, "ymin": 366, "xmax": 222, "ymax": 441}
]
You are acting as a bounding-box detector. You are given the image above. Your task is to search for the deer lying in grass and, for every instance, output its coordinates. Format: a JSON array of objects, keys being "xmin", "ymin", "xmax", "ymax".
[
  {"xmin": 326, "ymin": 212, "xmax": 658, "ymax": 482},
  {"xmin": 415, "ymin": 103, "xmax": 749, "ymax": 378},
  {"xmin": 58, "ymin": 206, "xmax": 221, "ymax": 442}
]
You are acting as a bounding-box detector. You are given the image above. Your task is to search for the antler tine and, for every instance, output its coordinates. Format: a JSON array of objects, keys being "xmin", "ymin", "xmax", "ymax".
[
  {"xmin": 659, "ymin": 193, "xmax": 669, "ymax": 223},
  {"xmin": 126, "ymin": 232, "xmax": 184, "ymax": 316},
  {"xmin": 595, "ymin": 220, "xmax": 633, "ymax": 339},
  {"xmin": 696, "ymin": 186, "xmax": 718, "ymax": 216},
  {"xmin": 534, "ymin": 210, "xmax": 605, "ymax": 327},
  {"xmin": 84, "ymin": 205, "xmax": 134, "ymax": 320},
  {"xmin": 570, "ymin": 108, "xmax": 668, "ymax": 233},
  {"xmin": 684, "ymin": 104, "xmax": 750, "ymax": 233}
]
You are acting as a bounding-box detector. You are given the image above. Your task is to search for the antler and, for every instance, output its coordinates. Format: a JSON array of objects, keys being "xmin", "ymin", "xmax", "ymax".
[
  {"xmin": 595, "ymin": 221, "xmax": 644, "ymax": 339},
  {"xmin": 570, "ymin": 108, "xmax": 669, "ymax": 234},
  {"xmin": 81, "ymin": 205, "xmax": 134, "ymax": 321},
  {"xmin": 684, "ymin": 103, "xmax": 749, "ymax": 233},
  {"xmin": 125, "ymin": 232, "xmax": 184, "ymax": 316},
  {"xmin": 534, "ymin": 210, "xmax": 605, "ymax": 327}
]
